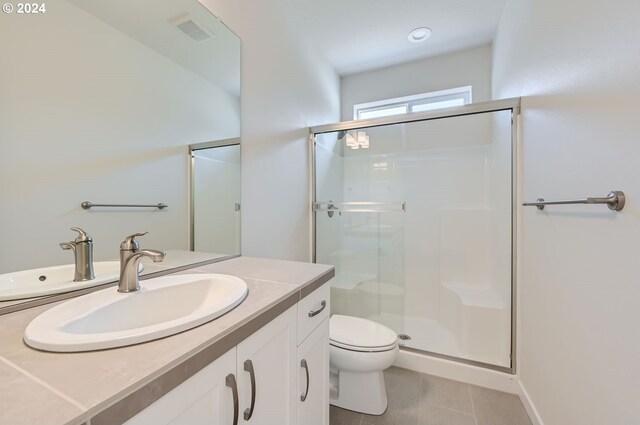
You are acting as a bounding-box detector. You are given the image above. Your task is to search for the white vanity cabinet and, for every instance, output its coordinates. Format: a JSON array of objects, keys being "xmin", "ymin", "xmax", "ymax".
[
  {"xmin": 296, "ymin": 284, "xmax": 330, "ymax": 425},
  {"xmin": 124, "ymin": 348, "xmax": 236, "ymax": 425},
  {"xmin": 297, "ymin": 318, "xmax": 329, "ymax": 425},
  {"xmin": 236, "ymin": 306, "xmax": 297, "ymax": 425},
  {"xmin": 124, "ymin": 283, "xmax": 329, "ymax": 425}
]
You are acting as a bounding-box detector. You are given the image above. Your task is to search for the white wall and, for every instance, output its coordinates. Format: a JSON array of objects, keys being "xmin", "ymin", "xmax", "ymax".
[
  {"xmin": 493, "ymin": 1, "xmax": 640, "ymax": 423},
  {"xmin": 0, "ymin": 0, "xmax": 239, "ymax": 273},
  {"xmin": 198, "ymin": 0, "xmax": 340, "ymax": 262},
  {"xmin": 340, "ymin": 44, "xmax": 492, "ymax": 121}
]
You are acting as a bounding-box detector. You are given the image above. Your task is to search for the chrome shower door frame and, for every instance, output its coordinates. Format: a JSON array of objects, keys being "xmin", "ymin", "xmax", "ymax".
[{"xmin": 309, "ymin": 97, "xmax": 521, "ymax": 374}]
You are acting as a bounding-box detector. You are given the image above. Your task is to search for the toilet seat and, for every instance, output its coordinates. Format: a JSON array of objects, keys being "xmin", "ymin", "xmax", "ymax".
[
  {"xmin": 330, "ymin": 315, "xmax": 398, "ymax": 353},
  {"xmin": 330, "ymin": 339, "xmax": 397, "ymax": 352}
]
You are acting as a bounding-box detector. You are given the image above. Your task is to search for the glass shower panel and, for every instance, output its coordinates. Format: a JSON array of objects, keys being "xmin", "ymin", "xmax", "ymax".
[
  {"xmin": 314, "ymin": 130, "xmax": 406, "ymax": 338},
  {"xmin": 314, "ymin": 108, "xmax": 513, "ymax": 368},
  {"xmin": 399, "ymin": 111, "xmax": 512, "ymax": 367}
]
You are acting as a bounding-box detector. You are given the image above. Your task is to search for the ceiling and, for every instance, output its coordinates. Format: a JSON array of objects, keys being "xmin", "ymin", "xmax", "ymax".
[
  {"xmin": 279, "ymin": 0, "xmax": 508, "ymax": 76},
  {"xmin": 69, "ymin": 0, "xmax": 241, "ymax": 96}
]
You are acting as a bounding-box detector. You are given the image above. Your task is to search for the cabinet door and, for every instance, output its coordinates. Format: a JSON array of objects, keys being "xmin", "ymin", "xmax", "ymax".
[
  {"xmin": 124, "ymin": 347, "xmax": 237, "ymax": 425},
  {"xmin": 237, "ymin": 306, "xmax": 297, "ymax": 425},
  {"xmin": 297, "ymin": 318, "xmax": 329, "ymax": 425}
]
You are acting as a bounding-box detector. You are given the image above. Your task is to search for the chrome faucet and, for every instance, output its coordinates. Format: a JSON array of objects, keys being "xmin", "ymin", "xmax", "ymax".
[
  {"xmin": 60, "ymin": 227, "xmax": 95, "ymax": 282},
  {"xmin": 118, "ymin": 232, "xmax": 165, "ymax": 293}
]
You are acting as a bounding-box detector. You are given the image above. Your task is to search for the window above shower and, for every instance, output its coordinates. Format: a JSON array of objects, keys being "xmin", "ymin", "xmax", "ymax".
[{"xmin": 353, "ymin": 86, "xmax": 472, "ymax": 120}]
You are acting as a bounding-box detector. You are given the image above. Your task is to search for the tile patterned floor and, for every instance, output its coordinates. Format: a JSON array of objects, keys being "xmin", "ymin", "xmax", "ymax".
[{"xmin": 330, "ymin": 367, "xmax": 533, "ymax": 425}]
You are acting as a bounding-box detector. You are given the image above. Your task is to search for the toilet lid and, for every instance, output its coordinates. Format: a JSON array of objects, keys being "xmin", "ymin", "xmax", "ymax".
[{"xmin": 329, "ymin": 315, "xmax": 398, "ymax": 352}]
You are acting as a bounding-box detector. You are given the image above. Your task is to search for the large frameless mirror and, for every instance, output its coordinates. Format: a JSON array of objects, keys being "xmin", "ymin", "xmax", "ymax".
[{"xmin": 0, "ymin": 0, "xmax": 241, "ymax": 313}]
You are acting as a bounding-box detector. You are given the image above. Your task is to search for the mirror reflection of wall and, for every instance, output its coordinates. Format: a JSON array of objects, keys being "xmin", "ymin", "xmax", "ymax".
[
  {"xmin": 191, "ymin": 141, "xmax": 241, "ymax": 256},
  {"xmin": 0, "ymin": 0, "xmax": 240, "ymax": 310}
]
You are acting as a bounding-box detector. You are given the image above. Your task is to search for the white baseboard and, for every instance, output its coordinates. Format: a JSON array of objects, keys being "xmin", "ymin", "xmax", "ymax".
[
  {"xmin": 394, "ymin": 349, "xmax": 519, "ymax": 393},
  {"xmin": 517, "ymin": 380, "xmax": 544, "ymax": 425}
]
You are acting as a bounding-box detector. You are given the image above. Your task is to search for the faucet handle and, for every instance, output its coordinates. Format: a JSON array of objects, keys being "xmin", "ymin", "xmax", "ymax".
[
  {"xmin": 120, "ymin": 232, "xmax": 148, "ymax": 251},
  {"xmin": 70, "ymin": 227, "xmax": 92, "ymax": 243}
]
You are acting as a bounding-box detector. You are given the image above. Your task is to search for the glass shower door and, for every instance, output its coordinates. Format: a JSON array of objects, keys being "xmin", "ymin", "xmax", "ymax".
[
  {"xmin": 314, "ymin": 130, "xmax": 406, "ymax": 339},
  {"xmin": 313, "ymin": 103, "xmax": 515, "ymax": 369}
]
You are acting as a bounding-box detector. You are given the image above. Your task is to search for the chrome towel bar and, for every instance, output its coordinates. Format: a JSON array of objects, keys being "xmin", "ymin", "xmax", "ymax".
[
  {"xmin": 522, "ymin": 190, "xmax": 625, "ymax": 211},
  {"xmin": 81, "ymin": 201, "xmax": 168, "ymax": 210}
]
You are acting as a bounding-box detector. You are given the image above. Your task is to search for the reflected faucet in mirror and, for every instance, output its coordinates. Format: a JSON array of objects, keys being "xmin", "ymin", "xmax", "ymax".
[
  {"xmin": 118, "ymin": 232, "xmax": 166, "ymax": 293},
  {"xmin": 59, "ymin": 227, "xmax": 95, "ymax": 282}
]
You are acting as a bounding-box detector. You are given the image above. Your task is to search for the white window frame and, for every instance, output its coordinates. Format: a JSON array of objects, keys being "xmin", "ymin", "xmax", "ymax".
[{"xmin": 353, "ymin": 85, "xmax": 472, "ymax": 120}]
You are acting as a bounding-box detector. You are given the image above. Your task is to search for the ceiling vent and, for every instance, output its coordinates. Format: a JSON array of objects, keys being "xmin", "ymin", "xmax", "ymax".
[{"xmin": 171, "ymin": 15, "xmax": 215, "ymax": 43}]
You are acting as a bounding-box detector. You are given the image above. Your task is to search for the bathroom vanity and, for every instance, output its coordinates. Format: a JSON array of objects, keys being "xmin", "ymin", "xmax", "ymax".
[{"xmin": 0, "ymin": 257, "xmax": 333, "ymax": 425}]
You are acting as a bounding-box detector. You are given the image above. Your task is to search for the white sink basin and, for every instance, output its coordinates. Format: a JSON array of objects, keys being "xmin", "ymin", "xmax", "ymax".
[
  {"xmin": 0, "ymin": 261, "xmax": 142, "ymax": 301},
  {"xmin": 24, "ymin": 273, "xmax": 248, "ymax": 352}
]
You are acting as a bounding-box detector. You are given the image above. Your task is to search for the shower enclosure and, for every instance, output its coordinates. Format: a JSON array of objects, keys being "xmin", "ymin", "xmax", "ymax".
[{"xmin": 311, "ymin": 99, "xmax": 519, "ymax": 371}]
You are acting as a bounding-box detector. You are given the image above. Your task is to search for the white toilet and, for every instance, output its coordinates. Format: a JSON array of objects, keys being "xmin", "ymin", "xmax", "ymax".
[{"xmin": 329, "ymin": 314, "xmax": 399, "ymax": 415}]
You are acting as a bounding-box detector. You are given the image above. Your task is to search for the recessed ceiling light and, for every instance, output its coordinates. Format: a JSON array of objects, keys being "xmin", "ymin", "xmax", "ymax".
[{"xmin": 408, "ymin": 27, "xmax": 432, "ymax": 43}]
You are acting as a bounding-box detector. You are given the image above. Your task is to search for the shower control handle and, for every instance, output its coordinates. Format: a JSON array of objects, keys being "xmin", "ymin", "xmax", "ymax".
[{"xmin": 326, "ymin": 201, "xmax": 339, "ymax": 218}]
